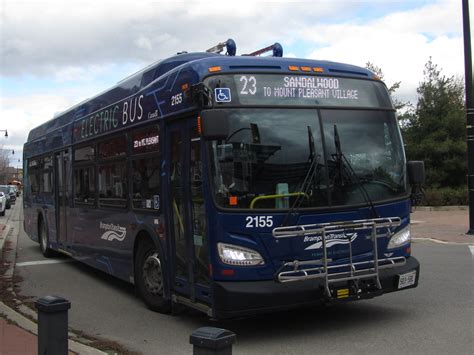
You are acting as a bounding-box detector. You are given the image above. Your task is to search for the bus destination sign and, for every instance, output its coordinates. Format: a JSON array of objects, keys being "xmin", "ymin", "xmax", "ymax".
[{"xmin": 205, "ymin": 74, "xmax": 392, "ymax": 108}]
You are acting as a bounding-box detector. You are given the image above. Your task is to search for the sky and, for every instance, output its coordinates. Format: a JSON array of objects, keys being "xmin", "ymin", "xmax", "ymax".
[{"xmin": 0, "ymin": 0, "xmax": 469, "ymax": 167}]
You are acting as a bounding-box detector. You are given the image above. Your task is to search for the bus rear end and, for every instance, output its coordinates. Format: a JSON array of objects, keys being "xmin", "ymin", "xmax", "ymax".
[{"xmin": 199, "ymin": 71, "xmax": 419, "ymax": 318}]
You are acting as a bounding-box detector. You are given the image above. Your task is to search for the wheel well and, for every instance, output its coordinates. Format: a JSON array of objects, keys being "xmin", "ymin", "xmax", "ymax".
[
  {"xmin": 37, "ymin": 212, "xmax": 44, "ymax": 239},
  {"xmin": 133, "ymin": 230, "xmax": 154, "ymax": 273},
  {"xmin": 132, "ymin": 230, "xmax": 169, "ymax": 299}
]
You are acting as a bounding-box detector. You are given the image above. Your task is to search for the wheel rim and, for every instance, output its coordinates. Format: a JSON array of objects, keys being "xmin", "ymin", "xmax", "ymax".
[
  {"xmin": 40, "ymin": 224, "xmax": 47, "ymax": 252},
  {"xmin": 142, "ymin": 252, "xmax": 164, "ymax": 296}
]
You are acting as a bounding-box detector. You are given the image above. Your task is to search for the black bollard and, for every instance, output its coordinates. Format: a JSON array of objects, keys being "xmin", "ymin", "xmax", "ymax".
[
  {"xmin": 35, "ymin": 295, "xmax": 71, "ymax": 355},
  {"xmin": 190, "ymin": 327, "xmax": 236, "ymax": 355}
]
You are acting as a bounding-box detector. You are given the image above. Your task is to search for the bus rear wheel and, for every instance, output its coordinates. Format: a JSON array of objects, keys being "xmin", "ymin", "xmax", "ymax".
[
  {"xmin": 135, "ymin": 239, "xmax": 171, "ymax": 314},
  {"xmin": 39, "ymin": 220, "xmax": 54, "ymax": 258}
]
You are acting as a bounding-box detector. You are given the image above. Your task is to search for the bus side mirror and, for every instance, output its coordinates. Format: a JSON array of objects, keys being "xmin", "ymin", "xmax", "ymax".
[
  {"xmin": 200, "ymin": 110, "xmax": 229, "ymax": 140},
  {"xmin": 407, "ymin": 161, "xmax": 425, "ymax": 185},
  {"xmin": 407, "ymin": 161, "xmax": 425, "ymax": 207}
]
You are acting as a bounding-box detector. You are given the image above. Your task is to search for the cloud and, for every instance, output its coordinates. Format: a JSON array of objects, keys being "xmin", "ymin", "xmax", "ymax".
[
  {"xmin": 0, "ymin": 93, "xmax": 87, "ymax": 164},
  {"xmin": 0, "ymin": 0, "xmax": 355, "ymax": 76},
  {"xmin": 305, "ymin": 0, "xmax": 464, "ymax": 104},
  {"xmin": 0, "ymin": 0, "xmax": 465, "ymax": 153}
]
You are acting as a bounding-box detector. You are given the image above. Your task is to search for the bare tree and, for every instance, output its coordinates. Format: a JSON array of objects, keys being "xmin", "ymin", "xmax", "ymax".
[{"xmin": 0, "ymin": 146, "xmax": 12, "ymax": 184}]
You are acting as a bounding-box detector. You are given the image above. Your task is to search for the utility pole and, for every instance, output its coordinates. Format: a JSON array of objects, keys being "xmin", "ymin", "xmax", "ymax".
[{"xmin": 463, "ymin": 0, "xmax": 474, "ymax": 234}]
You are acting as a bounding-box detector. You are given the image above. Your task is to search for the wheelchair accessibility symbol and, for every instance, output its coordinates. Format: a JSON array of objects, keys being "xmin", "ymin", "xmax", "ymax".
[{"xmin": 215, "ymin": 88, "xmax": 231, "ymax": 103}]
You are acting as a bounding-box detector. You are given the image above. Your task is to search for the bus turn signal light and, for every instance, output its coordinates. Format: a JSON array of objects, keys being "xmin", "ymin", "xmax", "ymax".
[
  {"xmin": 288, "ymin": 66, "xmax": 300, "ymax": 71},
  {"xmin": 208, "ymin": 66, "xmax": 222, "ymax": 72},
  {"xmin": 313, "ymin": 67, "xmax": 324, "ymax": 73},
  {"xmin": 197, "ymin": 116, "xmax": 202, "ymax": 134},
  {"xmin": 300, "ymin": 66, "xmax": 311, "ymax": 72}
]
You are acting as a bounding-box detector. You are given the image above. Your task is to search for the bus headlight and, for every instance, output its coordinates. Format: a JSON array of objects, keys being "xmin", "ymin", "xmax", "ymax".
[
  {"xmin": 388, "ymin": 226, "xmax": 411, "ymax": 249},
  {"xmin": 217, "ymin": 242, "xmax": 265, "ymax": 266}
]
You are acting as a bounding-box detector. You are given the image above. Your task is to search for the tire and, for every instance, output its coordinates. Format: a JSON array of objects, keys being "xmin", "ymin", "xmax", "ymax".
[
  {"xmin": 39, "ymin": 220, "xmax": 55, "ymax": 258},
  {"xmin": 0, "ymin": 209, "xmax": 4, "ymax": 216},
  {"xmin": 135, "ymin": 238, "xmax": 171, "ymax": 313}
]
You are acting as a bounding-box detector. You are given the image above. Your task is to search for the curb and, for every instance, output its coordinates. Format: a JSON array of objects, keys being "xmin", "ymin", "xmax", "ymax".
[{"xmin": 0, "ymin": 301, "xmax": 106, "ymax": 355}]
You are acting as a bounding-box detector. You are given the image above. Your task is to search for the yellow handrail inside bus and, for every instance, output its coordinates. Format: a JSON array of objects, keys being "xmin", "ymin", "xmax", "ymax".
[
  {"xmin": 172, "ymin": 199, "xmax": 185, "ymax": 234},
  {"xmin": 249, "ymin": 192, "xmax": 309, "ymax": 209}
]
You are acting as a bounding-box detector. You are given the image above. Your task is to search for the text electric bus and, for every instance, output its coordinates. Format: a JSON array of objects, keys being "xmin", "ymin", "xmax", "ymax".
[{"xmin": 24, "ymin": 39, "xmax": 421, "ymax": 319}]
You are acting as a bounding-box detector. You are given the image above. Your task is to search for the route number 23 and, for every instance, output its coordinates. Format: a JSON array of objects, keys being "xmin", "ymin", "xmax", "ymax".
[
  {"xmin": 245, "ymin": 216, "xmax": 273, "ymax": 228},
  {"xmin": 240, "ymin": 76, "xmax": 257, "ymax": 95}
]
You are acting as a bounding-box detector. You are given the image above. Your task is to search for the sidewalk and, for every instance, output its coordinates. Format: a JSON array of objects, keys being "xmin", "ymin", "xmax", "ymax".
[
  {"xmin": 0, "ymin": 317, "xmax": 37, "ymax": 355},
  {"xmin": 411, "ymin": 208, "xmax": 474, "ymax": 244},
  {"xmin": 0, "ymin": 201, "xmax": 104, "ymax": 355},
  {"xmin": 1, "ymin": 207, "xmax": 42, "ymax": 355}
]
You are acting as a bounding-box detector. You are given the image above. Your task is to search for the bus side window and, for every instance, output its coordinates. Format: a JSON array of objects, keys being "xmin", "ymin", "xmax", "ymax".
[
  {"xmin": 98, "ymin": 163, "xmax": 127, "ymax": 208},
  {"xmin": 28, "ymin": 159, "xmax": 40, "ymax": 194},
  {"xmin": 131, "ymin": 125, "xmax": 161, "ymax": 210},
  {"xmin": 132, "ymin": 157, "xmax": 161, "ymax": 210},
  {"xmin": 74, "ymin": 145, "xmax": 96, "ymax": 206},
  {"xmin": 97, "ymin": 136, "xmax": 127, "ymax": 209},
  {"xmin": 190, "ymin": 127, "xmax": 209, "ymax": 284},
  {"xmin": 74, "ymin": 166, "xmax": 95, "ymax": 205}
]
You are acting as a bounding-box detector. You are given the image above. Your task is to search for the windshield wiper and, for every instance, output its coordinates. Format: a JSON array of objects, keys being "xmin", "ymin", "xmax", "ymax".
[
  {"xmin": 281, "ymin": 126, "xmax": 320, "ymax": 226},
  {"xmin": 332, "ymin": 124, "xmax": 379, "ymax": 219}
]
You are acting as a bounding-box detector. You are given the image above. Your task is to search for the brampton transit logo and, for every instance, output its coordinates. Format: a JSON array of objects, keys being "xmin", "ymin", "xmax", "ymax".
[
  {"xmin": 303, "ymin": 232, "xmax": 358, "ymax": 250},
  {"xmin": 99, "ymin": 222, "xmax": 127, "ymax": 242}
]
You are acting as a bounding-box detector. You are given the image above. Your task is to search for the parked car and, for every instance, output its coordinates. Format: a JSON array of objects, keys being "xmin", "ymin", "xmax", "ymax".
[
  {"xmin": 0, "ymin": 185, "xmax": 16, "ymax": 205},
  {"xmin": 0, "ymin": 186, "xmax": 12, "ymax": 209},
  {"xmin": 8, "ymin": 185, "xmax": 18, "ymax": 201},
  {"xmin": 0, "ymin": 192, "xmax": 6, "ymax": 216}
]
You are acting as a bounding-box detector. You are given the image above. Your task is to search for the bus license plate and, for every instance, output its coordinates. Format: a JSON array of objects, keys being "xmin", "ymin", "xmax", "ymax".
[{"xmin": 398, "ymin": 270, "xmax": 416, "ymax": 289}]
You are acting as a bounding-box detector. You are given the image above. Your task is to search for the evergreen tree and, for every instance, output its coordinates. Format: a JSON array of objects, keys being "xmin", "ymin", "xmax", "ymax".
[
  {"xmin": 403, "ymin": 58, "xmax": 466, "ymax": 188},
  {"xmin": 365, "ymin": 61, "xmax": 411, "ymax": 112}
]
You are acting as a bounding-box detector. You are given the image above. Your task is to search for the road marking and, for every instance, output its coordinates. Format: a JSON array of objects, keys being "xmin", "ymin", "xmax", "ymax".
[
  {"xmin": 16, "ymin": 259, "xmax": 73, "ymax": 267},
  {"xmin": 412, "ymin": 237, "xmax": 474, "ymax": 246},
  {"xmin": 469, "ymin": 245, "xmax": 474, "ymax": 256}
]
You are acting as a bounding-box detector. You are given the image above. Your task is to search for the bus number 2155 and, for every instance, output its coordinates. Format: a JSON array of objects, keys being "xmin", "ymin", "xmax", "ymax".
[{"xmin": 245, "ymin": 216, "xmax": 273, "ymax": 228}]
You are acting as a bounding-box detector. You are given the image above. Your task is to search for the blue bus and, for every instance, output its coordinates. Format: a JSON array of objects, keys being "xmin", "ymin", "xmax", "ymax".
[{"xmin": 23, "ymin": 40, "xmax": 421, "ymax": 319}]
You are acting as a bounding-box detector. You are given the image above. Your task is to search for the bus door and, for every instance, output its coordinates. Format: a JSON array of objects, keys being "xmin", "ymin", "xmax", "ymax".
[
  {"xmin": 54, "ymin": 150, "xmax": 69, "ymax": 246},
  {"xmin": 167, "ymin": 120, "xmax": 210, "ymax": 303}
]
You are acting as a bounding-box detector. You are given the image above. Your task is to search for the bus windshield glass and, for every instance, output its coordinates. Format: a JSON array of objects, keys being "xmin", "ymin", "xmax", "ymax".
[{"xmin": 208, "ymin": 108, "xmax": 406, "ymax": 210}]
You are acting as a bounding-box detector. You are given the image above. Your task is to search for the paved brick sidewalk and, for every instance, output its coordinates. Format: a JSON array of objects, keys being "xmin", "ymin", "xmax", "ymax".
[
  {"xmin": 0, "ymin": 317, "xmax": 37, "ymax": 355},
  {"xmin": 0, "ymin": 221, "xmax": 38, "ymax": 355},
  {"xmin": 411, "ymin": 209, "xmax": 474, "ymax": 244}
]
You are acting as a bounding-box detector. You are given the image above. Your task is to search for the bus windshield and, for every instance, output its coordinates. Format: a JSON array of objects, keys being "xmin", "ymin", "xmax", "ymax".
[{"xmin": 208, "ymin": 108, "xmax": 406, "ymax": 209}]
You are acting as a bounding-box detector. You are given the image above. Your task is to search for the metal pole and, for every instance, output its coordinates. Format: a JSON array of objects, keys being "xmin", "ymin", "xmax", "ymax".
[
  {"xmin": 463, "ymin": 0, "xmax": 474, "ymax": 234},
  {"xmin": 35, "ymin": 295, "xmax": 71, "ymax": 355}
]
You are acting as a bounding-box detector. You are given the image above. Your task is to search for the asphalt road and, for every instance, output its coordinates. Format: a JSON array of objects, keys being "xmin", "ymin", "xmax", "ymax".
[{"xmin": 9, "ymin": 201, "xmax": 474, "ymax": 354}]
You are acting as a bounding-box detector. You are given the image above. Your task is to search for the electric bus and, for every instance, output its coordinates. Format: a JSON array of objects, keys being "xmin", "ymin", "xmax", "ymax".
[{"xmin": 23, "ymin": 39, "xmax": 421, "ymax": 319}]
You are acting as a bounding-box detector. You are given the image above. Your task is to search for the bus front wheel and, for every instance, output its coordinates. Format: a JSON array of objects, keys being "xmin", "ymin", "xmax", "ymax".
[
  {"xmin": 39, "ymin": 220, "xmax": 54, "ymax": 258},
  {"xmin": 135, "ymin": 239, "xmax": 171, "ymax": 314}
]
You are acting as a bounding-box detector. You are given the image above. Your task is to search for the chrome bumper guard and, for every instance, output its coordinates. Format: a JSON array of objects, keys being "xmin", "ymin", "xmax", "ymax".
[{"xmin": 272, "ymin": 217, "xmax": 404, "ymax": 297}]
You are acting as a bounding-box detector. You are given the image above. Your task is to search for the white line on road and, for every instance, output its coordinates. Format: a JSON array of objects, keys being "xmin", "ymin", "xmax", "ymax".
[
  {"xmin": 16, "ymin": 259, "xmax": 73, "ymax": 267},
  {"xmin": 412, "ymin": 237, "xmax": 474, "ymax": 246},
  {"xmin": 469, "ymin": 245, "xmax": 474, "ymax": 257}
]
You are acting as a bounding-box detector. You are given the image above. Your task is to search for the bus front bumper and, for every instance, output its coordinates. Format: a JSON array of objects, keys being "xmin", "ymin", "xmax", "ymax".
[{"xmin": 211, "ymin": 256, "xmax": 419, "ymax": 319}]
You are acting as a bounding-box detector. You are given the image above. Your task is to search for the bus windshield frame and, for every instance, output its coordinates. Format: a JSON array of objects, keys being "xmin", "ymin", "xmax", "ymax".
[{"xmin": 203, "ymin": 73, "xmax": 406, "ymax": 211}]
